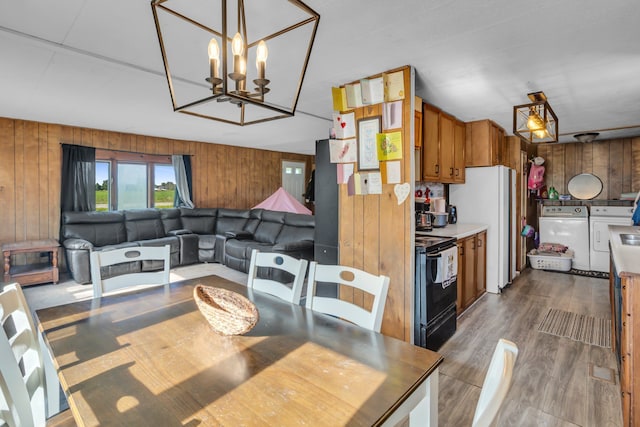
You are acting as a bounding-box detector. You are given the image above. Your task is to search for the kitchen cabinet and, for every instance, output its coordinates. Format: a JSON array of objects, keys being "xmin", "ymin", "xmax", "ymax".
[
  {"xmin": 421, "ymin": 103, "xmax": 440, "ymax": 181},
  {"xmin": 414, "ymin": 109, "xmax": 423, "ymax": 149},
  {"xmin": 420, "ymin": 103, "xmax": 465, "ymax": 183},
  {"xmin": 453, "ymin": 119, "xmax": 466, "ymax": 182},
  {"xmin": 466, "ymin": 119, "xmax": 506, "ymax": 167},
  {"xmin": 456, "ymin": 231, "xmax": 487, "ymax": 315}
]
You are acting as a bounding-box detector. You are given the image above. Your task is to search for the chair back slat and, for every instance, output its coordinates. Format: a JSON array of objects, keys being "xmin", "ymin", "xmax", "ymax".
[
  {"xmin": 247, "ymin": 250, "xmax": 308, "ymax": 304},
  {"xmin": 90, "ymin": 245, "xmax": 171, "ymax": 298},
  {"xmin": 305, "ymin": 262, "xmax": 390, "ymax": 332},
  {"xmin": 0, "ymin": 283, "xmax": 46, "ymax": 427}
]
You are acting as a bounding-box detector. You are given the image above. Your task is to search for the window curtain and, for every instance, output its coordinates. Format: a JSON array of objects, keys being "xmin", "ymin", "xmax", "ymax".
[
  {"xmin": 61, "ymin": 144, "xmax": 96, "ymax": 212},
  {"xmin": 172, "ymin": 155, "xmax": 194, "ymax": 208}
]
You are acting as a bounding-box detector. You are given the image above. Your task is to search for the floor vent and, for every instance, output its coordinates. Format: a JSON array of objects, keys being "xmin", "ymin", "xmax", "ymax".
[{"xmin": 589, "ymin": 363, "xmax": 616, "ymax": 384}]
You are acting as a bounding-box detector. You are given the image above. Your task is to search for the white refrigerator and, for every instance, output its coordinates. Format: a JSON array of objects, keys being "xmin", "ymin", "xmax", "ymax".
[{"xmin": 449, "ymin": 165, "xmax": 516, "ymax": 294}]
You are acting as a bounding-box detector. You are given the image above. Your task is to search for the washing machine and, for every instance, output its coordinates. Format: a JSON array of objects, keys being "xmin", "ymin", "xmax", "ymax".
[
  {"xmin": 539, "ymin": 206, "xmax": 590, "ymax": 271},
  {"xmin": 589, "ymin": 206, "xmax": 634, "ymax": 272}
]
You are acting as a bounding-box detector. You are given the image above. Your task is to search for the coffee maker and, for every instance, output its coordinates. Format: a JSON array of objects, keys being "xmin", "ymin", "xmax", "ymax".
[{"xmin": 415, "ymin": 201, "xmax": 432, "ymax": 230}]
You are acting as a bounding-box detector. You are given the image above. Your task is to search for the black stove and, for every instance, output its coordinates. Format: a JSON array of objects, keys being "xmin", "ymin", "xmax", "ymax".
[
  {"xmin": 415, "ymin": 235, "xmax": 456, "ymax": 252},
  {"xmin": 414, "ymin": 234, "xmax": 458, "ymax": 351}
]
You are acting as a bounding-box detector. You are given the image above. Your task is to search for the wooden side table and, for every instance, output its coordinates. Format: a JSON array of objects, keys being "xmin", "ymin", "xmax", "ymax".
[{"xmin": 2, "ymin": 239, "xmax": 60, "ymax": 286}]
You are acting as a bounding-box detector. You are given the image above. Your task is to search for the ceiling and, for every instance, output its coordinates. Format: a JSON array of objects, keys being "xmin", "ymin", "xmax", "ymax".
[{"xmin": 1, "ymin": 0, "xmax": 640, "ymax": 155}]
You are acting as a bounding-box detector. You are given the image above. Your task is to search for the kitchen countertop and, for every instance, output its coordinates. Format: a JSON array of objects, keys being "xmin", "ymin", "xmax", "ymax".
[
  {"xmin": 609, "ymin": 225, "xmax": 640, "ymax": 276},
  {"xmin": 416, "ymin": 223, "xmax": 488, "ymax": 240}
]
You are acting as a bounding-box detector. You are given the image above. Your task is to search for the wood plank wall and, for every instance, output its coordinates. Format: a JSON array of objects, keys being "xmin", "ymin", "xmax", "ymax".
[
  {"xmin": 337, "ymin": 66, "xmax": 414, "ymax": 341},
  {"xmin": 0, "ymin": 117, "xmax": 313, "ymax": 248},
  {"xmin": 536, "ymin": 137, "xmax": 640, "ymax": 199}
]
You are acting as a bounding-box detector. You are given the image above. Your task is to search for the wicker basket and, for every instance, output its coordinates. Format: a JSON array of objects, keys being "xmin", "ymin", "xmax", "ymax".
[
  {"xmin": 527, "ymin": 249, "xmax": 574, "ymax": 272},
  {"xmin": 193, "ymin": 285, "xmax": 259, "ymax": 335}
]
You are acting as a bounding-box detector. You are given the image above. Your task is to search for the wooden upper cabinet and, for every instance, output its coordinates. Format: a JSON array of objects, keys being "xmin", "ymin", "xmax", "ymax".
[
  {"xmin": 420, "ymin": 103, "xmax": 465, "ymax": 183},
  {"xmin": 453, "ymin": 119, "xmax": 466, "ymax": 183},
  {"xmin": 439, "ymin": 112, "xmax": 455, "ymax": 181},
  {"xmin": 466, "ymin": 119, "xmax": 506, "ymax": 167},
  {"xmin": 422, "ymin": 103, "xmax": 440, "ymax": 181},
  {"xmin": 414, "ymin": 110, "xmax": 423, "ymax": 149}
]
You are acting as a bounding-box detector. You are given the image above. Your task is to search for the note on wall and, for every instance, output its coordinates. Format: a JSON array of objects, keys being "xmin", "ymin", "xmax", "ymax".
[
  {"xmin": 382, "ymin": 100, "xmax": 403, "ymax": 130},
  {"xmin": 345, "ymin": 83, "xmax": 363, "ymax": 109},
  {"xmin": 333, "ymin": 111, "xmax": 356, "ymax": 139},
  {"xmin": 360, "ymin": 77, "xmax": 384, "ymax": 105},
  {"xmin": 366, "ymin": 172, "xmax": 383, "ymax": 194},
  {"xmin": 376, "ymin": 131, "xmax": 403, "ymax": 161},
  {"xmin": 381, "ymin": 160, "xmax": 401, "ymax": 184},
  {"xmin": 337, "ymin": 163, "xmax": 354, "ymax": 184},
  {"xmin": 329, "ymin": 139, "xmax": 357, "ymax": 163},
  {"xmin": 331, "ymin": 86, "xmax": 348, "ymax": 111},
  {"xmin": 383, "ymin": 71, "xmax": 405, "ymax": 102}
]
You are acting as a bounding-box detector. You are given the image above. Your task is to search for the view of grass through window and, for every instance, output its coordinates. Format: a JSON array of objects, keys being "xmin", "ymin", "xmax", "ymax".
[{"xmin": 95, "ymin": 161, "xmax": 176, "ymax": 211}]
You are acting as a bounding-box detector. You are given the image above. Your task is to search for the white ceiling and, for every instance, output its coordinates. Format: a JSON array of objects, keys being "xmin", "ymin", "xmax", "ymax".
[{"xmin": 1, "ymin": 0, "xmax": 640, "ymax": 155}]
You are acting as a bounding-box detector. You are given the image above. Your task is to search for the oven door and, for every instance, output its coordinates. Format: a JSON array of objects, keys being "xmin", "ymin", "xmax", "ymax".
[{"xmin": 414, "ymin": 244, "xmax": 458, "ymax": 344}]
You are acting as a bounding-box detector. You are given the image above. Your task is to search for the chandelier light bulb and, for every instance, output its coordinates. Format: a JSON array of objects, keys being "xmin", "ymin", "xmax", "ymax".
[
  {"xmin": 231, "ymin": 32, "xmax": 244, "ymax": 56},
  {"xmin": 256, "ymin": 40, "xmax": 268, "ymax": 80},
  {"xmin": 207, "ymin": 38, "xmax": 220, "ymax": 81}
]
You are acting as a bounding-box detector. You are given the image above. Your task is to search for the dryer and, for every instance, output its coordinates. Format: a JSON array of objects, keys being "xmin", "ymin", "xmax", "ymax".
[
  {"xmin": 589, "ymin": 206, "xmax": 634, "ymax": 272},
  {"xmin": 539, "ymin": 206, "xmax": 590, "ymax": 271}
]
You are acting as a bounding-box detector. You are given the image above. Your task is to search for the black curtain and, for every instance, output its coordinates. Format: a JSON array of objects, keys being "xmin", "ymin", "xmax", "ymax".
[{"xmin": 61, "ymin": 144, "xmax": 96, "ymax": 212}]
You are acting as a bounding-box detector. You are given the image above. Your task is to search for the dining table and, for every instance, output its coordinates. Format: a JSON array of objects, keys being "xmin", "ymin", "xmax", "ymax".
[{"xmin": 36, "ymin": 274, "xmax": 443, "ymax": 426}]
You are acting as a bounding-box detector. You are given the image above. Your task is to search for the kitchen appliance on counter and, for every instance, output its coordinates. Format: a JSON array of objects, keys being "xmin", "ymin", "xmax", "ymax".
[
  {"xmin": 450, "ymin": 165, "xmax": 516, "ymax": 293},
  {"xmin": 589, "ymin": 205, "xmax": 634, "ymax": 272},
  {"xmin": 414, "ymin": 235, "xmax": 458, "ymax": 351}
]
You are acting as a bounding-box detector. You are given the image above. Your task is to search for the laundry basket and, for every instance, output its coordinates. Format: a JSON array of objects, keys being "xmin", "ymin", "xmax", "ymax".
[{"xmin": 527, "ymin": 249, "xmax": 574, "ymax": 272}]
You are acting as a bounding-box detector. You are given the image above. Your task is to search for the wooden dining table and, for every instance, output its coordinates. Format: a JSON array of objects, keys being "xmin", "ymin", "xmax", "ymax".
[{"xmin": 36, "ymin": 275, "xmax": 442, "ymax": 426}]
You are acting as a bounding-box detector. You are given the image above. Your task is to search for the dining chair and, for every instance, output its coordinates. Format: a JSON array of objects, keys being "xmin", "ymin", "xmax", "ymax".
[
  {"xmin": 0, "ymin": 282, "xmax": 75, "ymax": 427},
  {"xmin": 246, "ymin": 249, "xmax": 308, "ymax": 304},
  {"xmin": 471, "ymin": 338, "xmax": 519, "ymax": 427},
  {"xmin": 305, "ymin": 262, "xmax": 390, "ymax": 332},
  {"xmin": 90, "ymin": 245, "xmax": 171, "ymax": 298}
]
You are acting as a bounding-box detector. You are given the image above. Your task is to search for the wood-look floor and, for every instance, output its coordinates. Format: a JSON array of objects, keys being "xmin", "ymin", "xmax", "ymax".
[{"xmin": 438, "ymin": 268, "xmax": 622, "ymax": 427}]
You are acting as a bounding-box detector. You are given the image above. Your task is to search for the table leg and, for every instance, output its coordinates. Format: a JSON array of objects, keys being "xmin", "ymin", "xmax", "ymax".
[
  {"xmin": 52, "ymin": 249, "xmax": 59, "ymax": 284},
  {"xmin": 3, "ymin": 250, "xmax": 10, "ymax": 282},
  {"xmin": 380, "ymin": 367, "xmax": 439, "ymax": 427}
]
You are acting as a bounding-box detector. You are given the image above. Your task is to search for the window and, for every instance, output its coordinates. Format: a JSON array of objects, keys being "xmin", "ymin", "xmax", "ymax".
[{"xmin": 95, "ymin": 150, "xmax": 176, "ymax": 210}]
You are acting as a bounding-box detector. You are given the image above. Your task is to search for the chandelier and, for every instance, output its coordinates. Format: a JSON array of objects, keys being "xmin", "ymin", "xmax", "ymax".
[
  {"xmin": 513, "ymin": 91, "xmax": 558, "ymax": 143},
  {"xmin": 152, "ymin": 0, "xmax": 320, "ymax": 126}
]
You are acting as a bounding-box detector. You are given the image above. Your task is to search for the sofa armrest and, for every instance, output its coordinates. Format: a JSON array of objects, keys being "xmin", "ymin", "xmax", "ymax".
[
  {"xmin": 225, "ymin": 230, "xmax": 253, "ymax": 240},
  {"xmin": 62, "ymin": 238, "xmax": 94, "ymax": 251},
  {"xmin": 168, "ymin": 229, "xmax": 193, "ymax": 236},
  {"xmin": 272, "ymin": 240, "xmax": 314, "ymax": 253}
]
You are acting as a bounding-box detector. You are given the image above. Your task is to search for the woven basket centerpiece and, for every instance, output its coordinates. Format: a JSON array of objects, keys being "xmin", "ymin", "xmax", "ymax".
[{"xmin": 193, "ymin": 285, "xmax": 259, "ymax": 335}]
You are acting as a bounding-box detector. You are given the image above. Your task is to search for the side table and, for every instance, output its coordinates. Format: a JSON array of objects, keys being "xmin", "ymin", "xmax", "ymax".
[{"xmin": 2, "ymin": 239, "xmax": 60, "ymax": 286}]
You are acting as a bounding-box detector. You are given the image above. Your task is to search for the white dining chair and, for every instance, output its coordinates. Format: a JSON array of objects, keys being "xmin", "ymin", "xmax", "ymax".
[
  {"xmin": 246, "ymin": 249, "xmax": 308, "ymax": 304},
  {"xmin": 0, "ymin": 283, "xmax": 75, "ymax": 427},
  {"xmin": 471, "ymin": 338, "xmax": 519, "ymax": 427},
  {"xmin": 90, "ymin": 245, "xmax": 171, "ymax": 298},
  {"xmin": 305, "ymin": 262, "xmax": 390, "ymax": 332}
]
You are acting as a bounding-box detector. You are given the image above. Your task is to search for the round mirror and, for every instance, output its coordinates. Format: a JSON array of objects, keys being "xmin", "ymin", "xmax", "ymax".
[{"xmin": 567, "ymin": 173, "xmax": 603, "ymax": 200}]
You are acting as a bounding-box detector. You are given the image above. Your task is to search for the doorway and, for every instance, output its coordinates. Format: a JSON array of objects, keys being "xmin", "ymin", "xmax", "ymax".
[{"xmin": 282, "ymin": 160, "xmax": 306, "ymax": 204}]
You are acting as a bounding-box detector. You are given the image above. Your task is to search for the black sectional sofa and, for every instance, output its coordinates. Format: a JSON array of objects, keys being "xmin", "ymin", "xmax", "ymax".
[{"xmin": 60, "ymin": 208, "xmax": 315, "ymax": 284}]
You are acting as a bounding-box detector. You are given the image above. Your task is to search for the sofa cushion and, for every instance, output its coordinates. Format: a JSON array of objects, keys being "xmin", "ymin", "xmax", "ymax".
[
  {"xmin": 179, "ymin": 208, "xmax": 217, "ymax": 234},
  {"xmin": 137, "ymin": 236, "xmax": 180, "ymax": 268},
  {"xmin": 61, "ymin": 211, "xmax": 126, "ymax": 247},
  {"xmin": 253, "ymin": 210, "xmax": 286, "ymax": 244},
  {"xmin": 224, "ymin": 239, "xmax": 273, "ymax": 260},
  {"xmin": 215, "ymin": 208, "xmax": 250, "ymax": 234},
  {"xmin": 160, "ymin": 209, "xmax": 182, "ymax": 234},
  {"xmin": 277, "ymin": 212, "xmax": 315, "ymax": 243},
  {"xmin": 124, "ymin": 209, "xmax": 165, "ymax": 241}
]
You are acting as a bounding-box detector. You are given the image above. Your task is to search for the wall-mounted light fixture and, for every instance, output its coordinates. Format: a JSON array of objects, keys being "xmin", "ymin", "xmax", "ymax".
[
  {"xmin": 513, "ymin": 91, "xmax": 558, "ymax": 143},
  {"xmin": 152, "ymin": 0, "xmax": 320, "ymax": 126}
]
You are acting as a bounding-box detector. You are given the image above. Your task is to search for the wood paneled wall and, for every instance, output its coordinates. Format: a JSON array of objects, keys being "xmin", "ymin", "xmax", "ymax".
[
  {"xmin": 536, "ymin": 137, "xmax": 640, "ymax": 199},
  {"xmin": 338, "ymin": 66, "xmax": 414, "ymax": 341},
  {"xmin": 0, "ymin": 117, "xmax": 312, "ymax": 246}
]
